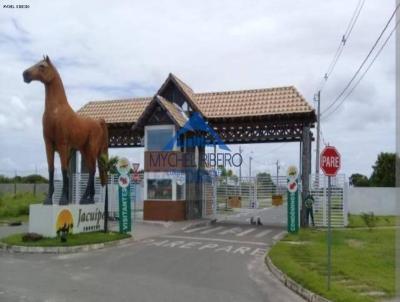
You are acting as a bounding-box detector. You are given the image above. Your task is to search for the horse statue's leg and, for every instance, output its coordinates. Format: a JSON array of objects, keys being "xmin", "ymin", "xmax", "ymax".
[
  {"xmin": 58, "ymin": 145, "xmax": 70, "ymax": 205},
  {"xmin": 80, "ymin": 154, "xmax": 96, "ymax": 204},
  {"xmin": 44, "ymin": 140, "xmax": 54, "ymax": 205},
  {"xmin": 80, "ymin": 171, "xmax": 95, "ymax": 204}
]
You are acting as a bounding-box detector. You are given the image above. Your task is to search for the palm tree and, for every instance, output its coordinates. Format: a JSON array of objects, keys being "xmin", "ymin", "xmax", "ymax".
[{"xmin": 98, "ymin": 155, "xmax": 119, "ymax": 233}]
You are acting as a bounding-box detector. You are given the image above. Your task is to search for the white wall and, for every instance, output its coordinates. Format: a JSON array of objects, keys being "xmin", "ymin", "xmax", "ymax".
[{"xmin": 348, "ymin": 187, "xmax": 398, "ymax": 215}]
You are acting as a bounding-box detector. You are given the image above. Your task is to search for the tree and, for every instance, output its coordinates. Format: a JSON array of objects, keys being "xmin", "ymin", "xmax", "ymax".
[
  {"xmin": 22, "ymin": 174, "xmax": 48, "ymax": 183},
  {"xmin": 256, "ymin": 172, "xmax": 276, "ymax": 192},
  {"xmin": 98, "ymin": 155, "xmax": 119, "ymax": 233},
  {"xmin": 349, "ymin": 173, "xmax": 369, "ymax": 187},
  {"xmin": 369, "ymin": 152, "xmax": 395, "ymax": 187},
  {"xmin": 218, "ymin": 166, "xmax": 234, "ymax": 177}
]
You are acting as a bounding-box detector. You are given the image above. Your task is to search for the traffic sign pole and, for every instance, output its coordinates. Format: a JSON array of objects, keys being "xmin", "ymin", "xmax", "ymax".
[
  {"xmin": 327, "ymin": 176, "xmax": 332, "ymax": 290},
  {"xmin": 320, "ymin": 145, "xmax": 341, "ymax": 291}
]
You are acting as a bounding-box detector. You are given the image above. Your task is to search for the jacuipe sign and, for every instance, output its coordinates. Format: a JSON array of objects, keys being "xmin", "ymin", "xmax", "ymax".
[
  {"xmin": 286, "ymin": 166, "xmax": 299, "ymax": 233},
  {"xmin": 117, "ymin": 157, "xmax": 132, "ymax": 233},
  {"xmin": 320, "ymin": 146, "xmax": 341, "ymax": 176}
]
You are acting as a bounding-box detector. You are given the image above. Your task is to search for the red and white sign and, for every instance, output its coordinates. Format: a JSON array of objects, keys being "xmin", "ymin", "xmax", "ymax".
[{"xmin": 320, "ymin": 146, "xmax": 341, "ymax": 176}]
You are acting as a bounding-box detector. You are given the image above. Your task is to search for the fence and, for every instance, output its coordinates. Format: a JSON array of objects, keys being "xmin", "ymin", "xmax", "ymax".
[
  {"xmin": 309, "ymin": 174, "xmax": 348, "ymax": 227},
  {"xmin": 0, "ymin": 183, "xmax": 48, "ymax": 196},
  {"xmin": 54, "ymin": 173, "xmax": 144, "ymax": 221}
]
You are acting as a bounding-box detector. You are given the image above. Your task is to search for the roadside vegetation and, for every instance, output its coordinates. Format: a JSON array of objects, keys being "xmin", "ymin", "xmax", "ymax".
[
  {"xmin": 0, "ymin": 192, "xmax": 43, "ymax": 223},
  {"xmin": 268, "ymin": 227, "xmax": 395, "ymax": 302},
  {"xmin": 348, "ymin": 213, "xmax": 396, "ymax": 228},
  {"xmin": 1, "ymin": 231, "xmax": 131, "ymax": 247}
]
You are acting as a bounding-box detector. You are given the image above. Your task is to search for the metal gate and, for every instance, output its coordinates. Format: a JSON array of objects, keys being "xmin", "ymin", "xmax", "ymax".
[
  {"xmin": 202, "ymin": 173, "xmax": 348, "ymax": 227},
  {"xmin": 309, "ymin": 174, "xmax": 348, "ymax": 227},
  {"xmin": 202, "ymin": 174, "xmax": 288, "ymax": 225}
]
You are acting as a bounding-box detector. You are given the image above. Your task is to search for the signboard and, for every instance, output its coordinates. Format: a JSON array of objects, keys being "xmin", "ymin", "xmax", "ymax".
[
  {"xmin": 320, "ymin": 146, "xmax": 341, "ymax": 176},
  {"xmin": 131, "ymin": 162, "xmax": 141, "ymax": 183},
  {"xmin": 286, "ymin": 165, "xmax": 299, "ymax": 233},
  {"xmin": 29, "ymin": 204, "xmax": 104, "ymax": 237},
  {"xmin": 117, "ymin": 157, "xmax": 132, "ymax": 233}
]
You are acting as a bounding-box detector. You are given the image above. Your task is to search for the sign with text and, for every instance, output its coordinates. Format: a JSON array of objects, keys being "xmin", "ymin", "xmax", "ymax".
[
  {"xmin": 287, "ymin": 166, "xmax": 299, "ymax": 233},
  {"xmin": 320, "ymin": 146, "xmax": 341, "ymax": 176},
  {"xmin": 117, "ymin": 157, "xmax": 132, "ymax": 233}
]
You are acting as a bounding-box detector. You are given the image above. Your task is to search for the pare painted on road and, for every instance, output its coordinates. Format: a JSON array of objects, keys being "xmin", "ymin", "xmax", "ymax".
[{"xmin": 141, "ymin": 238, "xmax": 267, "ymax": 257}]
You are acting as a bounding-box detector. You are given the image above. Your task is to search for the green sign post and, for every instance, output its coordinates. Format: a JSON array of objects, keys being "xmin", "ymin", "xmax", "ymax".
[
  {"xmin": 287, "ymin": 166, "xmax": 299, "ymax": 233},
  {"xmin": 117, "ymin": 158, "xmax": 132, "ymax": 233}
]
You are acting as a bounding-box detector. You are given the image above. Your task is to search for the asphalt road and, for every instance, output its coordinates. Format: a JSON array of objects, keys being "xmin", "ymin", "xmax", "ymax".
[{"xmin": 0, "ymin": 221, "xmax": 304, "ymax": 302}]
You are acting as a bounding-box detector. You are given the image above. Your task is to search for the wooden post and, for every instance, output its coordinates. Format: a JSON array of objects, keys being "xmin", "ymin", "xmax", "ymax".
[{"xmin": 301, "ymin": 125, "xmax": 311, "ymax": 227}]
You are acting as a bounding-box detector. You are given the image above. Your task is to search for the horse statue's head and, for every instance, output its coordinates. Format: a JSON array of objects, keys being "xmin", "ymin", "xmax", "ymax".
[{"xmin": 23, "ymin": 55, "xmax": 57, "ymax": 84}]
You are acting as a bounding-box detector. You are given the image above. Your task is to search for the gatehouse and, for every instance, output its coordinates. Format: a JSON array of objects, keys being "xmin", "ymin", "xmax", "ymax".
[{"xmin": 73, "ymin": 73, "xmax": 320, "ymax": 226}]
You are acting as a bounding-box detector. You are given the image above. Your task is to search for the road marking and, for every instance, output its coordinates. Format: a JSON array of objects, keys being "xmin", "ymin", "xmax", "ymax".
[
  {"xmin": 142, "ymin": 238, "xmax": 268, "ymax": 257},
  {"xmin": 200, "ymin": 226, "xmax": 225, "ymax": 234},
  {"xmin": 272, "ymin": 231, "xmax": 287, "ymax": 241},
  {"xmin": 184, "ymin": 226, "xmax": 211, "ymax": 233},
  {"xmin": 255, "ymin": 229, "xmax": 272, "ymax": 238},
  {"xmin": 236, "ymin": 228, "xmax": 256, "ymax": 237},
  {"xmin": 159, "ymin": 235, "xmax": 268, "ymax": 246},
  {"xmin": 218, "ymin": 227, "xmax": 242, "ymax": 235}
]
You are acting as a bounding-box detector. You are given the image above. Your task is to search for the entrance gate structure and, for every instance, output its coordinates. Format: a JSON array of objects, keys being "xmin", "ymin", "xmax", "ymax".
[
  {"xmin": 77, "ymin": 74, "xmax": 317, "ymax": 226},
  {"xmin": 202, "ymin": 174, "xmax": 288, "ymax": 225}
]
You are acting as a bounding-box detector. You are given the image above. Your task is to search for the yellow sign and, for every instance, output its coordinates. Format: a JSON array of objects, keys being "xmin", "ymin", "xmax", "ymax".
[{"xmin": 56, "ymin": 209, "xmax": 74, "ymax": 234}]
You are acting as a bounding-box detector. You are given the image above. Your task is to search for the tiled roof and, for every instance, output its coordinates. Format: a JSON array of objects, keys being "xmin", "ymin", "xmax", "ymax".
[
  {"xmin": 78, "ymin": 97, "xmax": 151, "ymax": 123},
  {"xmin": 77, "ymin": 76, "xmax": 314, "ymax": 124},
  {"xmin": 195, "ymin": 86, "xmax": 313, "ymax": 118},
  {"xmin": 158, "ymin": 96, "xmax": 188, "ymax": 127}
]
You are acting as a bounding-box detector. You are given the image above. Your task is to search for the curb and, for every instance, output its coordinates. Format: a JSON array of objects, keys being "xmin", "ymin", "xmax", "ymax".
[
  {"xmin": 265, "ymin": 254, "xmax": 331, "ymax": 302},
  {"xmin": 0, "ymin": 237, "xmax": 134, "ymax": 254}
]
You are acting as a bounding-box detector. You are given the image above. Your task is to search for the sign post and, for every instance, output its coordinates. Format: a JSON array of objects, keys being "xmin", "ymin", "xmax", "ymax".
[
  {"xmin": 286, "ymin": 166, "xmax": 299, "ymax": 233},
  {"xmin": 320, "ymin": 146, "xmax": 341, "ymax": 290},
  {"xmin": 117, "ymin": 158, "xmax": 132, "ymax": 233}
]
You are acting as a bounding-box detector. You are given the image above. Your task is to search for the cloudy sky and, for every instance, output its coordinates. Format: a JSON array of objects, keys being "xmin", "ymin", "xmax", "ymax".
[{"xmin": 0, "ymin": 0, "xmax": 396, "ymax": 178}]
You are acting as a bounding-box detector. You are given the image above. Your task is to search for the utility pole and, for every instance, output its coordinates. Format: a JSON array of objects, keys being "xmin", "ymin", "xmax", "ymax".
[
  {"xmin": 239, "ymin": 146, "xmax": 243, "ymax": 195},
  {"xmin": 239, "ymin": 146, "xmax": 243, "ymax": 180},
  {"xmin": 249, "ymin": 155, "xmax": 253, "ymax": 178},
  {"xmin": 315, "ymin": 90, "xmax": 321, "ymax": 175},
  {"xmin": 276, "ymin": 160, "xmax": 280, "ymax": 192}
]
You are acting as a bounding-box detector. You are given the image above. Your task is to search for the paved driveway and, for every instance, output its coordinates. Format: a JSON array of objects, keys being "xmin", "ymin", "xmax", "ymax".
[{"xmin": 0, "ymin": 222, "xmax": 303, "ymax": 302}]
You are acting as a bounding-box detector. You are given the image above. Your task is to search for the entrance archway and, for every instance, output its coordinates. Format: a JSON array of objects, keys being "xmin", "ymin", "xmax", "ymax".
[{"xmin": 78, "ymin": 74, "xmax": 316, "ymax": 227}]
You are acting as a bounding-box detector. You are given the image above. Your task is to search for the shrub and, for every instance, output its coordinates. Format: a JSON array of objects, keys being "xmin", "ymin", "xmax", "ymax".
[
  {"xmin": 22, "ymin": 233, "xmax": 43, "ymax": 242},
  {"xmin": 360, "ymin": 212, "xmax": 379, "ymax": 230}
]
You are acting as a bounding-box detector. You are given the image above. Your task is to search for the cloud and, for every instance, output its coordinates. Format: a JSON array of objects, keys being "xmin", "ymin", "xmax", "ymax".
[{"xmin": 0, "ymin": 0, "xmax": 396, "ymax": 177}]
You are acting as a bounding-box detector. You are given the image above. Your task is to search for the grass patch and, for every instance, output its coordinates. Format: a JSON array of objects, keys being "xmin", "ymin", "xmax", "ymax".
[
  {"xmin": 348, "ymin": 214, "xmax": 396, "ymax": 228},
  {"xmin": 268, "ymin": 228, "xmax": 395, "ymax": 302},
  {"xmin": 0, "ymin": 192, "xmax": 43, "ymax": 221},
  {"xmin": 1, "ymin": 231, "xmax": 131, "ymax": 247}
]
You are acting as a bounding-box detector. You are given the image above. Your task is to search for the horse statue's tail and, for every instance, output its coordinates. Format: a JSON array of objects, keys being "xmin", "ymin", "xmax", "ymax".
[{"xmin": 98, "ymin": 119, "xmax": 109, "ymax": 187}]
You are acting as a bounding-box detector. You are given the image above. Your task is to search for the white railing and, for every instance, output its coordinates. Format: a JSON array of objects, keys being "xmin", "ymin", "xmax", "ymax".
[{"xmin": 309, "ymin": 174, "xmax": 348, "ymax": 227}]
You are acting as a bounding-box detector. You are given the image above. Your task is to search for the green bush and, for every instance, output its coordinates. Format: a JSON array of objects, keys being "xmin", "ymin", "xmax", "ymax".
[{"xmin": 360, "ymin": 212, "xmax": 379, "ymax": 230}]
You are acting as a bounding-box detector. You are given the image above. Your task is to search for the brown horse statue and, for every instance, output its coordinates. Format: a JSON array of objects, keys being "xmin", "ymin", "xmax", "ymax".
[{"xmin": 23, "ymin": 56, "xmax": 108, "ymax": 205}]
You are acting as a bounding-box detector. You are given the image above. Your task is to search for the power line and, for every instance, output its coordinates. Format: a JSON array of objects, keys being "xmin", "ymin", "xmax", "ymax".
[
  {"xmin": 322, "ymin": 2, "xmax": 400, "ymax": 115},
  {"xmin": 322, "ymin": 17, "xmax": 400, "ymax": 120},
  {"xmin": 318, "ymin": 0, "xmax": 366, "ymax": 91}
]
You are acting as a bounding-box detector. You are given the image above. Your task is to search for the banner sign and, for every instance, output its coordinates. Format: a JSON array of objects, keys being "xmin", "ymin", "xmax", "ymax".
[
  {"xmin": 287, "ymin": 166, "xmax": 299, "ymax": 233},
  {"xmin": 117, "ymin": 158, "xmax": 132, "ymax": 233}
]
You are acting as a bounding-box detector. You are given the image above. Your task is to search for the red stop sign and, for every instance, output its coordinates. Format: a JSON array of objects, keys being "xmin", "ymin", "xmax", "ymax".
[{"xmin": 320, "ymin": 146, "xmax": 341, "ymax": 176}]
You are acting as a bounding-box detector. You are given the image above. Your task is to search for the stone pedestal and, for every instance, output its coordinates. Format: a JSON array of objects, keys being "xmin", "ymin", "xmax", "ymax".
[{"xmin": 29, "ymin": 204, "xmax": 104, "ymax": 237}]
